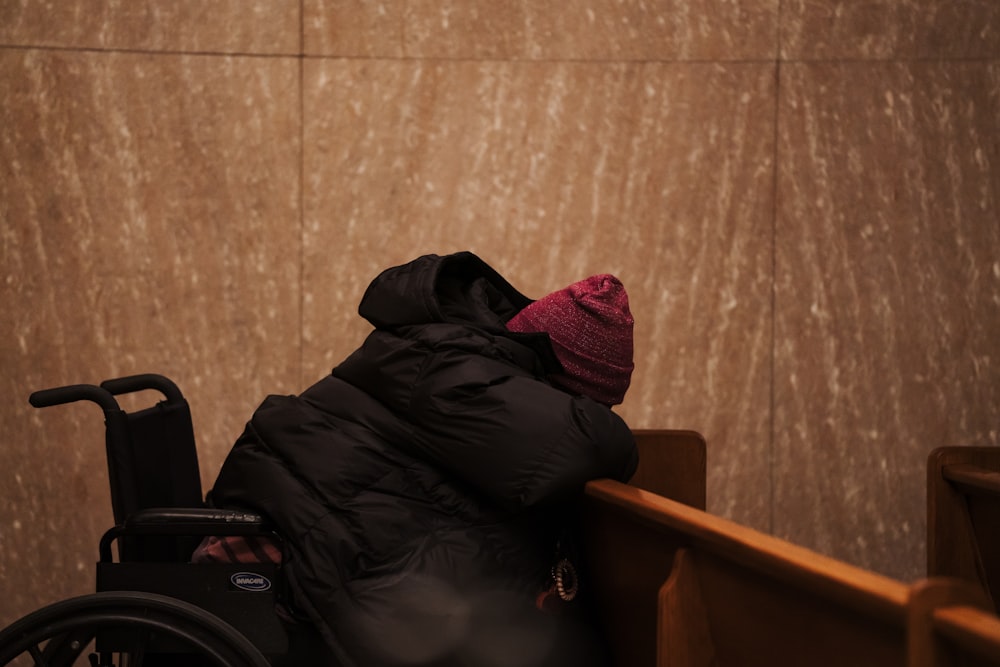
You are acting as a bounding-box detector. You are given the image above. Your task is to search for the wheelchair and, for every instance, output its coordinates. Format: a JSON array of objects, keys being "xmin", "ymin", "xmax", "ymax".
[{"xmin": 0, "ymin": 374, "xmax": 334, "ymax": 666}]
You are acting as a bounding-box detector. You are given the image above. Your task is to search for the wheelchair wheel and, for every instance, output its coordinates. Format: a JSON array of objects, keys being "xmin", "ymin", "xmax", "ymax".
[{"xmin": 0, "ymin": 591, "xmax": 271, "ymax": 666}]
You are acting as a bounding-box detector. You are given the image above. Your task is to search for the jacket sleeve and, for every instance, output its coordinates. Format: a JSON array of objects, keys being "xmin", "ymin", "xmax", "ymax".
[{"xmin": 408, "ymin": 372, "xmax": 638, "ymax": 510}]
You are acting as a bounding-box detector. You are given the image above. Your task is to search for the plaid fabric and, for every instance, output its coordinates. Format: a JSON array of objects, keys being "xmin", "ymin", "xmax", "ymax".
[{"xmin": 191, "ymin": 534, "xmax": 282, "ymax": 564}]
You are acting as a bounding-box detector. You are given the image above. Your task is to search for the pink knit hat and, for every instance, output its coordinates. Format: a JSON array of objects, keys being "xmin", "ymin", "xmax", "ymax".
[{"xmin": 507, "ymin": 274, "xmax": 634, "ymax": 406}]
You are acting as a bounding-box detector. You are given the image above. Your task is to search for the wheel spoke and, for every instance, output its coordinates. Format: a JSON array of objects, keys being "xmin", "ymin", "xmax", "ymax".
[{"xmin": 27, "ymin": 642, "xmax": 47, "ymax": 666}]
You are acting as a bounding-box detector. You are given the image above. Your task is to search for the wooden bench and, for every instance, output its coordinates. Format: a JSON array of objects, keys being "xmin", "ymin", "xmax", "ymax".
[
  {"xmin": 927, "ymin": 446, "xmax": 1000, "ymax": 614},
  {"xmin": 587, "ymin": 432, "xmax": 1000, "ymax": 667}
]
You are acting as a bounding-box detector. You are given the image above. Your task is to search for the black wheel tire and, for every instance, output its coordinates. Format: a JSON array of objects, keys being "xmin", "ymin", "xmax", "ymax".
[{"xmin": 0, "ymin": 591, "xmax": 271, "ymax": 666}]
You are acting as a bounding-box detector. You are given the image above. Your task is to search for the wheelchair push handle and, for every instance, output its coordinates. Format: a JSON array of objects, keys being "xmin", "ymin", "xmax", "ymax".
[
  {"xmin": 29, "ymin": 384, "xmax": 120, "ymax": 411},
  {"xmin": 29, "ymin": 374, "xmax": 184, "ymax": 411},
  {"xmin": 100, "ymin": 374, "xmax": 184, "ymax": 403}
]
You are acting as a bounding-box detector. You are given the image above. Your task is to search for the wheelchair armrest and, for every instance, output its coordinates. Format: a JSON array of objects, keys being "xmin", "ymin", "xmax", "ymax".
[
  {"xmin": 126, "ymin": 507, "xmax": 270, "ymax": 529},
  {"xmin": 99, "ymin": 508, "xmax": 280, "ymax": 563}
]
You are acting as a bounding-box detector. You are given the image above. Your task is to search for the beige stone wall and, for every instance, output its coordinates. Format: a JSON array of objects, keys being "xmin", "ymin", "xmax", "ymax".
[{"xmin": 1, "ymin": 0, "xmax": 998, "ymax": 627}]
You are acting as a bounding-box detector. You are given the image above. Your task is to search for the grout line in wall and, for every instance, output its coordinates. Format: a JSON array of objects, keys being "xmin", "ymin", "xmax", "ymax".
[
  {"xmin": 297, "ymin": 0, "xmax": 306, "ymax": 388},
  {"xmin": 2, "ymin": 43, "xmax": 996, "ymax": 65},
  {"xmin": 768, "ymin": 68, "xmax": 781, "ymax": 539},
  {"xmin": 0, "ymin": 43, "xmax": 300, "ymax": 59},
  {"xmin": 767, "ymin": 0, "xmax": 782, "ymax": 539}
]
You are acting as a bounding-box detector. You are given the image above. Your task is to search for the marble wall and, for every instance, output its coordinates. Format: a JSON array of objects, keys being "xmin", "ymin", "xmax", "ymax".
[{"xmin": 1, "ymin": 0, "xmax": 998, "ymax": 630}]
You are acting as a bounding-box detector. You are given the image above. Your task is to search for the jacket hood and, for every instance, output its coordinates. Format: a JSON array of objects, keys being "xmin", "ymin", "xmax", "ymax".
[{"xmin": 358, "ymin": 252, "xmax": 534, "ymax": 331}]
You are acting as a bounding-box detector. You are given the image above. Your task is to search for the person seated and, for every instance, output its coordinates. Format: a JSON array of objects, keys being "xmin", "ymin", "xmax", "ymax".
[{"xmin": 196, "ymin": 251, "xmax": 638, "ymax": 666}]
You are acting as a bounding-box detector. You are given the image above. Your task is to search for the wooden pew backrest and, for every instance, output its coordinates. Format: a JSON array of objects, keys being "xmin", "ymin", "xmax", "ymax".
[
  {"xmin": 584, "ymin": 436, "xmax": 1000, "ymax": 667},
  {"xmin": 585, "ymin": 480, "xmax": 915, "ymax": 667},
  {"xmin": 907, "ymin": 578, "xmax": 996, "ymax": 667},
  {"xmin": 927, "ymin": 446, "xmax": 1000, "ymax": 613},
  {"xmin": 584, "ymin": 429, "xmax": 704, "ymax": 666},
  {"xmin": 629, "ymin": 429, "xmax": 707, "ymax": 510},
  {"xmin": 931, "ymin": 604, "xmax": 1000, "ymax": 666}
]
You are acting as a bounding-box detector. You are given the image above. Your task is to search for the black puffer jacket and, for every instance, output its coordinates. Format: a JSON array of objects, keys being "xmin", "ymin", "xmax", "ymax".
[{"xmin": 209, "ymin": 252, "xmax": 638, "ymax": 666}]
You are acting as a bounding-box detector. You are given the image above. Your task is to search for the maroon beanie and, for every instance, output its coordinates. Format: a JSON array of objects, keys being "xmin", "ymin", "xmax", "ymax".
[{"xmin": 506, "ymin": 274, "xmax": 634, "ymax": 406}]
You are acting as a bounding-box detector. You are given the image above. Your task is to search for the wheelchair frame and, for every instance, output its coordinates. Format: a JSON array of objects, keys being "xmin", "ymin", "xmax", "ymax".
[{"xmin": 0, "ymin": 374, "xmax": 324, "ymax": 667}]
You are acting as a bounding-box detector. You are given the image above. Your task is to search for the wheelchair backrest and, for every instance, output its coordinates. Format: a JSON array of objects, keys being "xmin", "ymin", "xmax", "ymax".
[
  {"xmin": 103, "ymin": 375, "xmax": 204, "ymax": 561},
  {"xmin": 31, "ymin": 374, "xmax": 205, "ymax": 561}
]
